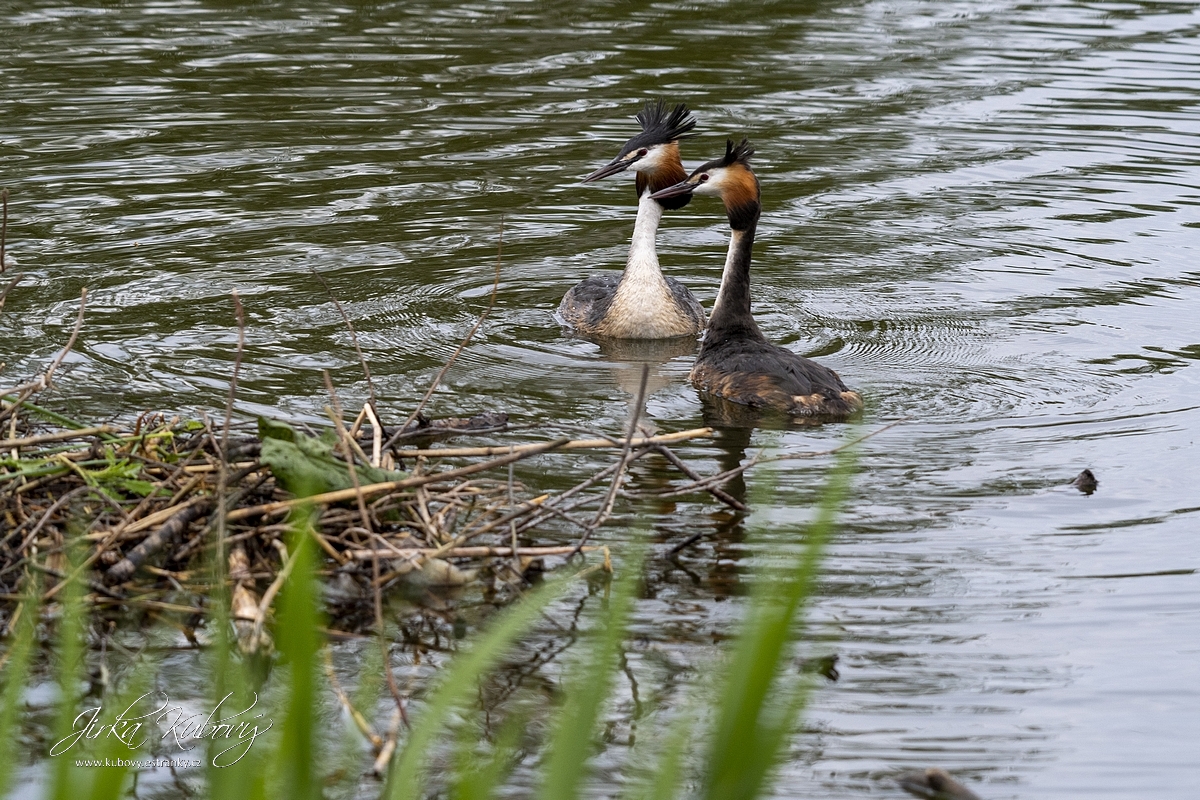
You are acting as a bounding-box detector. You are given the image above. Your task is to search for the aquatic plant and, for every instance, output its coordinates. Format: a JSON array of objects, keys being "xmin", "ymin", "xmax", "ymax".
[{"xmin": 0, "ymin": 442, "xmax": 854, "ymax": 799}]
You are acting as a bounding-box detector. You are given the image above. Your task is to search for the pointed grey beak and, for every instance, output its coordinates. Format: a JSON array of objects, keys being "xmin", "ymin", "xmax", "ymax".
[
  {"xmin": 583, "ymin": 155, "xmax": 635, "ymax": 183},
  {"xmin": 648, "ymin": 178, "xmax": 696, "ymax": 200}
]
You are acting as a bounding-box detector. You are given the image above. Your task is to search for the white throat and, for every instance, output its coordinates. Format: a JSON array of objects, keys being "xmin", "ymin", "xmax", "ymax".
[
  {"xmin": 597, "ymin": 188, "xmax": 695, "ymax": 338},
  {"xmin": 623, "ymin": 189, "xmax": 666, "ymax": 285}
]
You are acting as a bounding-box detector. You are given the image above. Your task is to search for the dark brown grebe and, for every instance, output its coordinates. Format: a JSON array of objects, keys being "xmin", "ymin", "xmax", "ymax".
[
  {"xmin": 650, "ymin": 139, "xmax": 863, "ymax": 419},
  {"xmin": 558, "ymin": 101, "xmax": 706, "ymax": 339}
]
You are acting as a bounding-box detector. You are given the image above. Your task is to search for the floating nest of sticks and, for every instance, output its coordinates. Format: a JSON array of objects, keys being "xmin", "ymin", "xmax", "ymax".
[{"xmin": 1, "ymin": 380, "xmax": 731, "ymax": 650}]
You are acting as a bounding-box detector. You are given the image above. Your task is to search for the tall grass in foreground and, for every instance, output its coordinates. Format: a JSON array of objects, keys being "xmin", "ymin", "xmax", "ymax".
[{"xmin": 0, "ymin": 446, "xmax": 853, "ymax": 799}]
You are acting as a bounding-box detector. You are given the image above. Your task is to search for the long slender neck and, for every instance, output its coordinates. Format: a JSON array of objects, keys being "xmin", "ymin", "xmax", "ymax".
[
  {"xmin": 620, "ymin": 190, "xmax": 667, "ymax": 286},
  {"xmin": 619, "ymin": 148, "xmax": 688, "ymax": 291},
  {"xmin": 707, "ymin": 208, "xmax": 763, "ymax": 341}
]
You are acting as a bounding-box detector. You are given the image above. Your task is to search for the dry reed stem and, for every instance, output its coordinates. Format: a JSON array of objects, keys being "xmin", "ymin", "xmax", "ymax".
[
  {"xmin": 323, "ymin": 373, "xmax": 374, "ymax": 538},
  {"xmin": 85, "ymin": 495, "xmax": 209, "ymax": 540},
  {"xmin": 372, "ymin": 708, "xmax": 403, "ymax": 776},
  {"xmin": 652, "ymin": 444, "xmax": 747, "ymax": 511},
  {"xmin": 571, "ymin": 365, "xmax": 651, "ymax": 556},
  {"xmin": 322, "ymin": 371, "xmax": 409, "ymax": 723},
  {"xmin": 13, "ymin": 484, "xmax": 96, "ymax": 554},
  {"xmin": 364, "ymin": 401, "xmax": 383, "ymax": 468},
  {"xmin": 229, "ymin": 544, "xmax": 268, "ymax": 653},
  {"xmin": 373, "ymin": 494, "xmax": 549, "ymax": 585},
  {"xmin": 385, "ymin": 216, "xmax": 504, "ymax": 451},
  {"xmin": 393, "ymin": 427, "xmax": 713, "ymax": 459},
  {"xmin": 347, "ymin": 545, "xmax": 598, "ymax": 560},
  {"xmin": 225, "ymin": 438, "xmax": 569, "ymax": 522},
  {"xmin": 46, "ymin": 466, "xmax": 202, "ymax": 600},
  {"xmin": 513, "ymin": 458, "xmax": 631, "ymax": 536},
  {"xmin": 0, "ymin": 288, "xmax": 88, "ymax": 421},
  {"xmin": 90, "ymin": 597, "xmax": 205, "ymax": 615},
  {"xmin": 104, "ymin": 499, "xmax": 216, "ymax": 584},
  {"xmin": 168, "ymin": 462, "xmax": 256, "ymax": 474},
  {"xmin": 30, "ymin": 561, "xmax": 123, "ymax": 601},
  {"xmin": 311, "ymin": 268, "xmax": 377, "ymax": 408},
  {"xmin": 640, "ymin": 418, "xmax": 906, "ymax": 501},
  {"xmin": 0, "ymin": 424, "xmax": 116, "ymax": 450},
  {"xmin": 527, "ymin": 500, "xmax": 591, "ymax": 532},
  {"xmin": 323, "ymin": 648, "xmax": 382, "ymax": 749},
  {"xmin": 326, "ymin": 403, "xmax": 373, "ymax": 467},
  {"xmin": 220, "ymin": 291, "xmax": 246, "ymax": 459},
  {"xmin": 215, "ymin": 290, "xmax": 247, "ymax": 576},
  {"xmin": 250, "ymin": 538, "xmax": 300, "ymax": 642},
  {"xmin": 0, "ymin": 274, "xmax": 21, "ymax": 313},
  {"xmin": 308, "ymin": 527, "xmax": 349, "ymax": 565},
  {"xmin": 0, "ymin": 188, "xmax": 7, "ymax": 275}
]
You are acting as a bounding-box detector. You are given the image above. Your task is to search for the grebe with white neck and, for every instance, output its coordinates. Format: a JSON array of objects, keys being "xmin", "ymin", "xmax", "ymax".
[{"xmin": 558, "ymin": 101, "xmax": 706, "ymax": 339}]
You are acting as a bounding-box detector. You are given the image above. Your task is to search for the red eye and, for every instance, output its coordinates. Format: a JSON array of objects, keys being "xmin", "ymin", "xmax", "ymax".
[
  {"xmin": 699, "ymin": 174, "xmax": 709, "ymax": 182},
  {"xmin": 638, "ymin": 148, "xmax": 648, "ymax": 157}
]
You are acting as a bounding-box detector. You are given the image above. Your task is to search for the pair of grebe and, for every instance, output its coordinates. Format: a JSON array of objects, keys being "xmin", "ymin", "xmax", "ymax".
[{"xmin": 560, "ymin": 101, "xmax": 863, "ymax": 421}]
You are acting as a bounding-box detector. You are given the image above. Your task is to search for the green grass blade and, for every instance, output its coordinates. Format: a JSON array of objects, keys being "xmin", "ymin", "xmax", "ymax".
[
  {"xmin": 735, "ymin": 671, "xmax": 820, "ymax": 800},
  {"xmin": 450, "ymin": 710, "xmax": 527, "ymax": 800},
  {"xmin": 270, "ymin": 508, "xmax": 323, "ymax": 800},
  {"xmin": 204, "ymin": 509, "xmax": 269, "ymax": 800},
  {"xmin": 83, "ymin": 662, "xmax": 156, "ymax": 800},
  {"xmin": 48, "ymin": 533, "xmax": 89, "ymax": 800},
  {"xmin": 385, "ymin": 573, "xmax": 575, "ymax": 800},
  {"xmin": 0, "ymin": 579, "xmax": 40, "ymax": 796},
  {"xmin": 622, "ymin": 703, "xmax": 695, "ymax": 800},
  {"xmin": 537, "ymin": 551, "xmax": 642, "ymax": 800},
  {"xmin": 328, "ymin": 633, "xmax": 385, "ymax": 796},
  {"xmin": 701, "ymin": 445, "xmax": 855, "ymax": 800},
  {"xmin": 0, "ymin": 398, "xmax": 87, "ymax": 431}
]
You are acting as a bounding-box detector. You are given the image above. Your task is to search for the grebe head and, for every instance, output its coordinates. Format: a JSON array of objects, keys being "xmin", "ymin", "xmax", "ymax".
[
  {"xmin": 583, "ymin": 100, "xmax": 697, "ymax": 198},
  {"xmin": 649, "ymin": 138, "xmax": 760, "ymax": 229}
]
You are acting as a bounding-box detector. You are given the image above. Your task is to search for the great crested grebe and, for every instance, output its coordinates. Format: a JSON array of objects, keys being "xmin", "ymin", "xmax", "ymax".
[
  {"xmin": 558, "ymin": 101, "xmax": 706, "ymax": 339},
  {"xmin": 650, "ymin": 139, "xmax": 863, "ymax": 419}
]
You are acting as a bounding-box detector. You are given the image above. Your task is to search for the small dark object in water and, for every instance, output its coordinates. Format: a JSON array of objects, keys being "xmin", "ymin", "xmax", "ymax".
[
  {"xmin": 1071, "ymin": 468, "xmax": 1098, "ymax": 495},
  {"xmin": 799, "ymin": 653, "xmax": 840, "ymax": 682},
  {"xmin": 397, "ymin": 411, "xmax": 508, "ymax": 437},
  {"xmin": 897, "ymin": 768, "xmax": 982, "ymax": 800}
]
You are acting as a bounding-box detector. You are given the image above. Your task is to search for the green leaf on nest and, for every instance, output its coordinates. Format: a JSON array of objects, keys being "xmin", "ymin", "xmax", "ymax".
[{"xmin": 257, "ymin": 417, "xmax": 406, "ymax": 497}]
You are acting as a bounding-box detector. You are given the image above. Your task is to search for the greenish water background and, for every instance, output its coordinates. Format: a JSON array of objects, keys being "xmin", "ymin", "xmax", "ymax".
[{"xmin": 3, "ymin": 1, "xmax": 1199, "ymax": 797}]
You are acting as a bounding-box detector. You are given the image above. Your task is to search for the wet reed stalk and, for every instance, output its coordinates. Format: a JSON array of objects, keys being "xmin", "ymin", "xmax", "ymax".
[
  {"xmin": 312, "ymin": 269, "xmax": 378, "ymax": 408},
  {"xmin": 386, "ymin": 216, "xmax": 504, "ymax": 451},
  {"xmin": 0, "ymin": 188, "xmax": 7, "ymax": 275}
]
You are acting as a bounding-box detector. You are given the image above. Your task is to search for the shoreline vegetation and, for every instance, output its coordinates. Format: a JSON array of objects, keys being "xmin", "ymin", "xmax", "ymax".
[{"xmin": 0, "ymin": 193, "xmax": 956, "ymax": 799}]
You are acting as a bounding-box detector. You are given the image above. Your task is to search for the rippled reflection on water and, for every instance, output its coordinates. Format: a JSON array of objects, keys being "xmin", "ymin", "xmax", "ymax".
[{"xmin": 3, "ymin": 1, "xmax": 1199, "ymax": 797}]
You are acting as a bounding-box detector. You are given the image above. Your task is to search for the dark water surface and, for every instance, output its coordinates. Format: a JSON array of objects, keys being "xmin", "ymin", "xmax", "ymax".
[{"xmin": 3, "ymin": 2, "xmax": 1199, "ymax": 798}]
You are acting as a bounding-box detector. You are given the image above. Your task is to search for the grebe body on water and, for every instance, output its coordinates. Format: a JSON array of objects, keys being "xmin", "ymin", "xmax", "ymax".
[
  {"xmin": 651, "ymin": 139, "xmax": 863, "ymax": 419},
  {"xmin": 558, "ymin": 101, "xmax": 706, "ymax": 339}
]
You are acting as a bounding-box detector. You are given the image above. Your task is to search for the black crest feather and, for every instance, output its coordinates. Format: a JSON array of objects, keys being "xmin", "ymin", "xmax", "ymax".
[
  {"xmin": 721, "ymin": 138, "xmax": 755, "ymax": 167},
  {"xmin": 635, "ymin": 100, "xmax": 697, "ymax": 142},
  {"xmin": 691, "ymin": 137, "xmax": 756, "ymax": 177},
  {"xmin": 618, "ymin": 100, "xmax": 697, "ymax": 154}
]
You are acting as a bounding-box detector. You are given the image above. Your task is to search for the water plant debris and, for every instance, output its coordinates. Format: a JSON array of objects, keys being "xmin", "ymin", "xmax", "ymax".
[{"xmin": 1, "ymin": 394, "xmax": 719, "ymax": 644}]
